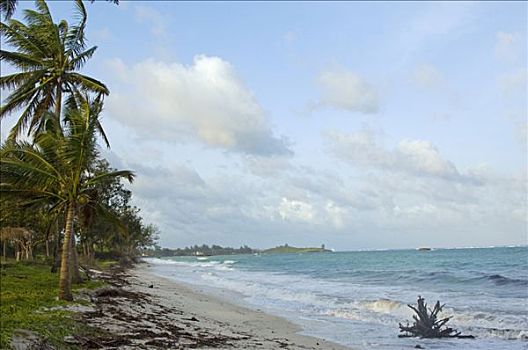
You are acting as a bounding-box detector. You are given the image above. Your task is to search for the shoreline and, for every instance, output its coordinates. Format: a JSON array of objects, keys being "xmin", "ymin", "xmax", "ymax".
[{"xmin": 77, "ymin": 262, "xmax": 353, "ymax": 349}]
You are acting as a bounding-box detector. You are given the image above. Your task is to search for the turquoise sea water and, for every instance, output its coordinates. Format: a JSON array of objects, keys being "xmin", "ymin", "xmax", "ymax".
[{"xmin": 147, "ymin": 246, "xmax": 528, "ymax": 349}]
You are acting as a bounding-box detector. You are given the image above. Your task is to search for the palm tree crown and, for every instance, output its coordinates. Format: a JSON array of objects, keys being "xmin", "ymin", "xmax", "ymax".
[{"xmin": 0, "ymin": 0, "xmax": 109, "ymax": 138}]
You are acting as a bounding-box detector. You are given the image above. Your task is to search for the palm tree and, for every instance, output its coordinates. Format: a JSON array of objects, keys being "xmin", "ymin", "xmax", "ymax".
[
  {"xmin": 0, "ymin": 95, "xmax": 134, "ymax": 300},
  {"xmin": 0, "ymin": 0, "xmax": 109, "ymax": 138}
]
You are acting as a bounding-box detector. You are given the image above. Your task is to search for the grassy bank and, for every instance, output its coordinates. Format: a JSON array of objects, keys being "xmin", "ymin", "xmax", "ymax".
[{"xmin": 0, "ymin": 260, "xmax": 104, "ymax": 349}]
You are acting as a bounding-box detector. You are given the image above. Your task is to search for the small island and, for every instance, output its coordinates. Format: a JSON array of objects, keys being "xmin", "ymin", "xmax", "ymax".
[{"xmin": 262, "ymin": 244, "xmax": 332, "ymax": 254}]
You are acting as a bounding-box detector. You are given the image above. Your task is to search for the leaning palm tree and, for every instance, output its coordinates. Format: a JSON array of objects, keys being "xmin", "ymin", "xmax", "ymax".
[
  {"xmin": 0, "ymin": 0, "xmax": 109, "ymax": 138},
  {"xmin": 0, "ymin": 95, "xmax": 134, "ymax": 300}
]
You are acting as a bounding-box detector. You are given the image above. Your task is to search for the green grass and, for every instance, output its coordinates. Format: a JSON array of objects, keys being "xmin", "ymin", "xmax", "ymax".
[
  {"xmin": 95, "ymin": 259, "xmax": 118, "ymax": 269},
  {"xmin": 0, "ymin": 260, "xmax": 104, "ymax": 349}
]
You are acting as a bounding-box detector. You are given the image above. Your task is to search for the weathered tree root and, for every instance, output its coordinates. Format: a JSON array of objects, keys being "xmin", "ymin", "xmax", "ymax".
[{"xmin": 398, "ymin": 296, "xmax": 475, "ymax": 339}]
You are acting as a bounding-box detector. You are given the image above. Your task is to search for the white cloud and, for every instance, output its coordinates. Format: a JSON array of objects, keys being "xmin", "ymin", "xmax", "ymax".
[
  {"xmin": 325, "ymin": 201, "xmax": 346, "ymax": 229},
  {"xmin": 278, "ymin": 198, "xmax": 315, "ymax": 223},
  {"xmin": 393, "ymin": 3, "xmax": 475, "ymax": 65},
  {"xmin": 106, "ymin": 142, "xmax": 526, "ymax": 249},
  {"xmin": 517, "ymin": 121, "xmax": 527, "ymax": 149},
  {"xmin": 283, "ymin": 31, "xmax": 297, "ymax": 44},
  {"xmin": 242, "ymin": 155, "xmax": 292, "ymax": 178},
  {"xmin": 393, "ymin": 203, "xmax": 437, "ymax": 217},
  {"xmin": 396, "ymin": 139, "xmax": 459, "ymax": 178},
  {"xmin": 92, "ymin": 27, "xmax": 112, "ymax": 42},
  {"xmin": 408, "ymin": 3, "xmax": 475, "ymax": 37},
  {"xmin": 412, "ymin": 64, "xmax": 445, "ymax": 89},
  {"xmin": 316, "ymin": 68, "xmax": 379, "ymax": 114},
  {"xmin": 494, "ymin": 31, "xmax": 521, "ymax": 61},
  {"xmin": 134, "ymin": 5, "xmax": 168, "ymax": 38},
  {"xmin": 106, "ymin": 56, "xmax": 291, "ymax": 156},
  {"xmin": 498, "ymin": 69, "xmax": 527, "ymax": 96},
  {"xmin": 505, "ymin": 110, "xmax": 528, "ymax": 151},
  {"xmin": 326, "ymin": 130, "xmax": 463, "ymax": 181}
]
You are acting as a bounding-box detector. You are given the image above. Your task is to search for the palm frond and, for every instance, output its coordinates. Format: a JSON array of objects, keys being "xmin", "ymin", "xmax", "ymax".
[
  {"xmin": 1, "ymin": 144, "xmax": 62, "ymax": 180},
  {"xmin": 0, "ymin": 70, "xmax": 45, "ymax": 90},
  {"xmin": 65, "ymin": 0, "xmax": 88, "ymax": 55},
  {"xmin": 69, "ymin": 46, "xmax": 97, "ymax": 70},
  {"xmin": 0, "ymin": 21, "xmax": 47, "ymax": 57},
  {"xmin": 26, "ymin": 0, "xmax": 53, "ymax": 26},
  {"xmin": 85, "ymin": 170, "xmax": 135, "ymax": 187},
  {"xmin": 93, "ymin": 201, "xmax": 128, "ymax": 236},
  {"xmin": 1, "ymin": 79, "xmax": 43, "ymax": 124},
  {"xmin": 66, "ymin": 72, "xmax": 109, "ymax": 95},
  {"xmin": 0, "ymin": 0, "xmax": 17, "ymax": 21},
  {"xmin": 0, "ymin": 50, "xmax": 44, "ymax": 71}
]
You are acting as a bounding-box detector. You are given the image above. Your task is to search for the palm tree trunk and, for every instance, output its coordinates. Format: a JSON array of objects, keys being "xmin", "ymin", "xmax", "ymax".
[
  {"xmin": 59, "ymin": 201, "xmax": 75, "ymax": 301},
  {"xmin": 55, "ymin": 83, "xmax": 62, "ymax": 121}
]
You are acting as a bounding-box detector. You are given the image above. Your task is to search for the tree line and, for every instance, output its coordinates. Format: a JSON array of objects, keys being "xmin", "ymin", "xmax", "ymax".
[
  {"xmin": 0, "ymin": 0, "xmax": 157, "ymax": 300},
  {"xmin": 147, "ymin": 244, "xmax": 257, "ymax": 257}
]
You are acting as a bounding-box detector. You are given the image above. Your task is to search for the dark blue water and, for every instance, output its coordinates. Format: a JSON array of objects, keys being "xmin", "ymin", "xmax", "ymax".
[{"xmin": 148, "ymin": 246, "xmax": 528, "ymax": 349}]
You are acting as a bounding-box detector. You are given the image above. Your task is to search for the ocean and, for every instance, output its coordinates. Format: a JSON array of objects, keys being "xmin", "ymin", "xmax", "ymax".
[{"xmin": 146, "ymin": 246, "xmax": 528, "ymax": 349}]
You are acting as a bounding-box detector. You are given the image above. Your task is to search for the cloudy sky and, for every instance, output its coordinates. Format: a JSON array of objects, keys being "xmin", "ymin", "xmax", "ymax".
[{"xmin": 2, "ymin": 1, "xmax": 527, "ymax": 250}]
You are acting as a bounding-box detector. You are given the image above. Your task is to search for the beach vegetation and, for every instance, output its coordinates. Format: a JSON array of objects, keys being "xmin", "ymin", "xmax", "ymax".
[
  {"xmin": 1, "ymin": 0, "xmax": 156, "ymax": 301},
  {"xmin": 78, "ymin": 158, "xmax": 159, "ymax": 264},
  {"xmin": 0, "ymin": 95, "xmax": 134, "ymax": 300},
  {"xmin": 0, "ymin": 259, "xmax": 102, "ymax": 349},
  {"xmin": 0, "ymin": 0, "xmax": 158, "ymax": 347}
]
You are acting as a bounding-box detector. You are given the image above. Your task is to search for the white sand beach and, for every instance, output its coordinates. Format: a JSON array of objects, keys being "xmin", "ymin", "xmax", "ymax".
[{"xmin": 79, "ymin": 262, "xmax": 353, "ymax": 349}]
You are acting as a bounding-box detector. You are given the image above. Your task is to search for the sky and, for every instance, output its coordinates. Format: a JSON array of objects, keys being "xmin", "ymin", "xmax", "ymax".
[{"xmin": 1, "ymin": 1, "xmax": 527, "ymax": 250}]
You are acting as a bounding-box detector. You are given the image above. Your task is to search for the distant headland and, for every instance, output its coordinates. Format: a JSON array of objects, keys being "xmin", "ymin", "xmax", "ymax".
[
  {"xmin": 262, "ymin": 244, "xmax": 331, "ymax": 254},
  {"xmin": 144, "ymin": 243, "xmax": 331, "ymax": 257}
]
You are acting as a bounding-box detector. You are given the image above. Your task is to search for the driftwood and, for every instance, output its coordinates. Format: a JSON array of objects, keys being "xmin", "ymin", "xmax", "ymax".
[{"xmin": 398, "ymin": 296, "xmax": 474, "ymax": 339}]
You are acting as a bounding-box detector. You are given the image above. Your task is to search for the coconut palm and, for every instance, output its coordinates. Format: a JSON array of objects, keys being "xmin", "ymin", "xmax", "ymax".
[
  {"xmin": 0, "ymin": 0, "xmax": 109, "ymax": 138},
  {"xmin": 0, "ymin": 95, "xmax": 134, "ymax": 300}
]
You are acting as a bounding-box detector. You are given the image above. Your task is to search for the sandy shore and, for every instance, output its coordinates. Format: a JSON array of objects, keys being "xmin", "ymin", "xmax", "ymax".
[{"xmin": 75, "ymin": 262, "xmax": 353, "ymax": 349}]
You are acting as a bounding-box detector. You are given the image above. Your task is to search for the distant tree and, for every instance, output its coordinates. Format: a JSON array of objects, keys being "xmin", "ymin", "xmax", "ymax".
[{"xmin": 79, "ymin": 159, "xmax": 159, "ymax": 261}]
